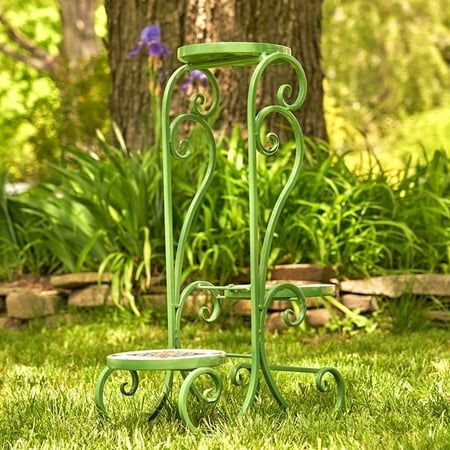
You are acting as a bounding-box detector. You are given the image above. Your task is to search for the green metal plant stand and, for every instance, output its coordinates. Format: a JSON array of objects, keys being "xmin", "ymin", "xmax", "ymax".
[{"xmin": 95, "ymin": 42, "xmax": 345, "ymax": 434}]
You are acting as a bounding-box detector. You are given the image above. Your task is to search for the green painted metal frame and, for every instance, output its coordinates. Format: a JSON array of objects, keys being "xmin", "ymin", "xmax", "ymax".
[{"xmin": 95, "ymin": 42, "xmax": 345, "ymax": 433}]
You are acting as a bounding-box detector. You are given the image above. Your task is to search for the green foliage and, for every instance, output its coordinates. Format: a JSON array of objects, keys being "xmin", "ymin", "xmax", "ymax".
[
  {"xmin": 2, "ymin": 130, "xmax": 448, "ymax": 313},
  {"xmin": 387, "ymin": 293, "xmax": 431, "ymax": 333},
  {"xmin": 11, "ymin": 134, "xmax": 163, "ymax": 312},
  {"xmin": 0, "ymin": 0, "xmax": 109, "ymax": 180},
  {"xmin": 0, "ymin": 169, "xmax": 57, "ymax": 278},
  {"xmin": 181, "ymin": 134, "xmax": 449, "ymax": 281},
  {"xmin": 323, "ymin": 0, "xmax": 450, "ymax": 152}
]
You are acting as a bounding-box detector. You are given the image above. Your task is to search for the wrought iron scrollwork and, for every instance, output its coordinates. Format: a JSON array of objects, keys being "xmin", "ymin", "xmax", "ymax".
[
  {"xmin": 230, "ymin": 362, "xmax": 252, "ymax": 387},
  {"xmin": 167, "ymin": 68, "xmax": 220, "ymax": 303},
  {"xmin": 259, "ymin": 284, "xmax": 308, "ymax": 409},
  {"xmin": 315, "ymin": 367, "xmax": 346, "ymax": 413},
  {"xmin": 262, "ymin": 283, "xmax": 307, "ymax": 327},
  {"xmin": 252, "ymin": 54, "xmax": 307, "ymax": 295},
  {"xmin": 198, "ymin": 288, "xmax": 221, "ymax": 323},
  {"xmin": 175, "ymin": 281, "xmax": 222, "ymax": 347},
  {"xmin": 94, "ymin": 368, "xmax": 141, "ymax": 419},
  {"xmin": 241, "ymin": 52, "xmax": 309, "ymax": 413},
  {"xmin": 177, "ymin": 367, "xmax": 223, "ymax": 434},
  {"xmin": 94, "ymin": 367, "xmax": 176, "ymax": 422},
  {"xmin": 119, "ymin": 370, "xmax": 139, "ymax": 396},
  {"xmin": 189, "ymin": 70, "xmax": 220, "ymax": 118}
]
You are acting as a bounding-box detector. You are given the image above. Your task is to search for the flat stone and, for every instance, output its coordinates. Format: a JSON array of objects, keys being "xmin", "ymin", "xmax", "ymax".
[
  {"xmin": 424, "ymin": 311, "xmax": 450, "ymax": 323},
  {"xmin": 340, "ymin": 274, "xmax": 450, "ymax": 298},
  {"xmin": 234, "ymin": 300, "xmax": 251, "ymax": 316},
  {"xmin": 68, "ymin": 285, "xmax": 111, "ymax": 307},
  {"xmin": 40, "ymin": 290, "xmax": 65, "ymax": 301},
  {"xmin": 0, "ymin": 316, "xmax": 25, "ymax": 329},
  {"xmin": 265, "ymin": 312, "xmax": 289, "ymax": 334},
  {"xmin": 271, "ymin": 264, "xmax": 336, "ymax": 283},
  {"xmin": 0, "ymin": 276, "xmax": 53, "ymax": 296},
  {"xmin": 340, "ymin": 294, "xmax": 379, "ymax": 313},
  {"xmin": 268, "ymin": 297, "xmax": 324, "ymax": 311},
  {"xmin": 0, "ymin": 286, "xmax": 16, "ymax": 297},
  {"xmin": 184, "ymin": 292, "xmax": 210, "ymax": 315},
  {"xmin": 306, "ymin": 308, "xmax": 332, "ymax": 328},
  {"xmin": 6, "ymin": 290, "xmax": 63, "ymax": 319},
  {"xmin": 50, "ymin": 272, "xmax": 113, "ymax": 289}
]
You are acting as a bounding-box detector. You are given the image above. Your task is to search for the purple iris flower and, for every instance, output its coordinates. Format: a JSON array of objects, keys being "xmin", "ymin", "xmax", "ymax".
[
  {"xmin": 181, "ymin": 70, "xmax": 209, "ymax": 92},
  {"xmin": 129, "ymin": 24, "xmax": 170, "ymax": 58}
]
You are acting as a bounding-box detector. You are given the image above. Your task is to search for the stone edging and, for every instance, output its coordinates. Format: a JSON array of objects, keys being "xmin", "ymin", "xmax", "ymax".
[{"xmin": 1, "ymin": 267, "xmax": 449, "ymax": 331}]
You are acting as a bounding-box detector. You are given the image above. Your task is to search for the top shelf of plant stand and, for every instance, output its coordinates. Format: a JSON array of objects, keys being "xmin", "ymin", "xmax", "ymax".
[{"xmin": 177, "ymin": 42, "xmax": 291, "ymax": 68}]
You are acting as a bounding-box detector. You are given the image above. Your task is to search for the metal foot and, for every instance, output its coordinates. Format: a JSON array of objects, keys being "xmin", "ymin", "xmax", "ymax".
[
  {"xmin": 315, "ymin": 366, "xmax": 346, "ymax": 413},
  {"xmin": 94, "ymin": 367, "xmax": 115, "ymax": 419},
  {"xmin": 148, "ymin": 370, "xmax": 174, "ymax": 422},
  {"xmin": 267, "ymin": 364, "xmax": 346, "ymax": 413}
]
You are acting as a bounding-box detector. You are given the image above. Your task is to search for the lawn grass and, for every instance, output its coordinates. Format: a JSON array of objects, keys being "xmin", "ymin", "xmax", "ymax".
[{"xmin": 0, "ymin": 310, "xmax": 449, "ymax": 449}]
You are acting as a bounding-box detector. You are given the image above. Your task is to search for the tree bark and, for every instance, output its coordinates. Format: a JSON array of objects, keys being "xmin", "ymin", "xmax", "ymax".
[
  {"xmin": 105, "ymin": 0, "xmax": 152, "ymax": 151},
  {"xmin": 183, "ymin": 0, "xmax": 327, "ymax": 140},
  {"xmin": 104, "ymin": 0, "xmax": 186, "ymax": 150},
  {"xmin": 105, "ymin": 0, "xmax": 327, "ymax": 150},
  {"xmin": 59, "ymin": 0, "xmax": 99, "ymax": 64}
]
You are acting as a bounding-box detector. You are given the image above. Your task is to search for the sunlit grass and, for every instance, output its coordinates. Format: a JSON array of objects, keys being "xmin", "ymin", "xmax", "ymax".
[{"xmin": 0, "ymin": 310, "xmax": 449, "ymax": 449}]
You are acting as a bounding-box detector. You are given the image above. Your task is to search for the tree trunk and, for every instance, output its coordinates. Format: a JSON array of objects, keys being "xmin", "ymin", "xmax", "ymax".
[
  {"xmin": 183, "ymin": 0, "xmax": 327, "ymax": 140},
  {"xmin": 104, "ymin": 0, "xmax": 186, "ymax": 150},
  {"xmin": 105, "ymin": 0, "xmax": 152, "ymax": 151},
  {"xmin": 59, "ymin": 0, "xmax": 99, "ymax": 64},
  {"xmin": 105, "ymin": 0, "xmax": 327, "ymax": 150}
]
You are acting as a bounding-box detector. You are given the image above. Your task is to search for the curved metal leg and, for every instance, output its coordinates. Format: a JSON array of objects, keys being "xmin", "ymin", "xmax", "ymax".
[
  {"xmin": 95, "ymin": 367, "xmax": 177, "ymax": 422},
  {"xmin": 178, "ymin": 367, "xmax": 223, "ymax": 434},
  {"xmin": 260, "ymin": 284, "xmax": 308, "ymax": 410},
  {"xmin": 148, "ymin": 370, "xmax": 174, "ymax": 422},
  {"xmin": 264, "ymin": 364, "xmax": 346, "ymax": 414},
  {"xmin": 180, "ymin": 369, "xmax": 206, "ymax": 402},
  {"xmin": 94, "ymin": 367, "xmax": 116, "ymax": 419},
  {"xmin": 95, "ymin": 368, "xmax": 140, "ymax": 419},
  {"xmin": 260, "ymin": 343, "xmax": 289, "ymax": 409},
  {"xmin": 240, "ymin": 362, "xmax": 260, "ymax": 414}
]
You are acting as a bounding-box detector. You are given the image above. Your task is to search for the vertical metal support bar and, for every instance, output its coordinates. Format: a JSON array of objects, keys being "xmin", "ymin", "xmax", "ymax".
[
  {"xmin": 240, "ymin": 55, "xmax": 265, "ymax": 414},
  {"xmin": 161, "ymin": 65, "xmax": 189, "ymax": 347},
  {"xmin": 242, "ymin": 51, "xmax": 308, "ymax": 413}
]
